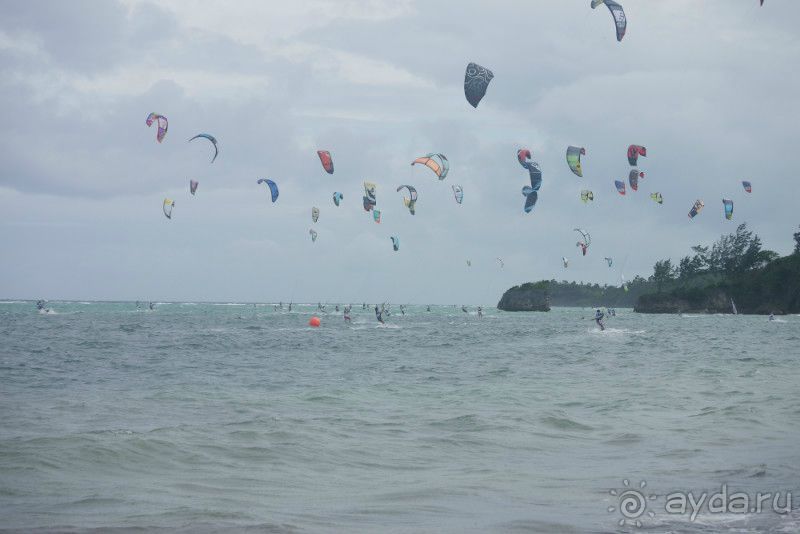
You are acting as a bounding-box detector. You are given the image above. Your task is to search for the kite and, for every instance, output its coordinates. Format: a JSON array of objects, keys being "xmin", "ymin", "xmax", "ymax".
[
  {"xmin": 189, "ymin": 133, "xmax": 218, "ymax": 163},
  {"xmin": 317, "ymin": 150, "xmax": 334, "ymax": 174},
  {"xmin": 650, "ymin": 192, "xmax": 663, "ymax": 204},
  {"xmin": 723, "ymin": 198, "xmax": 734, "ymax": 220},
  {"xmin": 496, "ymin": 258, "xmax": 504, "ymax": 268},
  {"xmin": 309, "ymin": 229, "xmax": 318, "ymax": 242},
  {"xmin": 332, "ymin": 192, "xmax": 343, "ymax": 206},
  {"xmin": 591, "ymin": 0, "xmax": 627, "ymax": 42},
  {"xmin": 396, "ymin": 185, "xmax": 418, "ymax": 215},
  {"xmin": 518, "ymin": 148, "xmax": 543, "ymax": 213},
  {"xmin": 373, "ymin": 210, "xmax": 381, "ymax": 223},
  {"xmin": 566, "ymin": 146, "xmax": 586, "ymax": 177},
  {"xmin": 581, "ymin": 190, "xmax": 594, "ymax": 203},
  {"xmin": 312, "ymin": 207, "xmax": 319, "ymax": 223},
  {"xmin": 574, "ymin": 228, "xmax": 591, "ymax": 256},
  {"xmin": 562, "ymin": 257, "xmax": 569, "ymax": 268},
  {"xmin": 363, "ymin": 182, "xmax": 377, "ymax": 212},
  {"xmin": 464, "ymin": 62, "xmax": 494, "ymax": 108},
  {"xmin": 163, "ymin": 198, "xmax": 174, "ymax": 219},
  {"xmin": 688, "ymin": 200, "xmax": 705, "ymax": 219},
  {"xmin": 452, "ymin": 184, "xmax": 464, "ymax": 204},
  {"xmin": 257, "ymin": 179, "xmax": 279, "ymax": 202},
  {"xmin": 604, "ymin": 257, "xmax": 613, "ymax": 267},
  {"xmin": 190, "ymin": 180, "xmax": 198, "ymax": 195},
  {"xmin": 742, "ymin": 181, "xmax": 752, "ymax": 193},
  {"xmin": 615, "ymin": 180, "xmax": 626, "ymax": 195},
  {"xmin": 411, "ymin": 153, "xmax": 449, "ymax": 179},
  {"xmin": 145, "ymin": 113, "xmax": 168, "ymax": 143},
  {"xmin": 391, "ymin": 236, "xmax": 399, "ymax": 251},
  {"xmin": 629, "ymin": 170, "xmax": 644, "ymax": 191},
  {"xmin": 627, "ymin": 144, "xmax": 646, "ymax": 166}
]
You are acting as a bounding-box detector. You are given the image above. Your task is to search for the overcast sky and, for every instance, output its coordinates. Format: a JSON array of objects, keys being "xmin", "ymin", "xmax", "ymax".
[{"xmin": 1, "ymin": 0, "xmax": 798, "ymax": 304}]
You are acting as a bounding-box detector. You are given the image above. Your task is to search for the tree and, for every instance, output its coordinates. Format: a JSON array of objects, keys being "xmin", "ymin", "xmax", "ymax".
[
  {"xmin": 651, "ymin": 259, "xmax": 676, "ymax": 292},
  {"xmin": 690, "ymin": 245, "xmax": 709, "ymax": 272},
  {"xmin": 794, "ymin": 225, "xmax": 800, "ymax": 254},
  {"xmin": 678, "ymin": 254, "xmax": 705, "ymax": 278},
  {"xmin": 705, "ymin": 223, "xmax": 775, "ymax": 274}
]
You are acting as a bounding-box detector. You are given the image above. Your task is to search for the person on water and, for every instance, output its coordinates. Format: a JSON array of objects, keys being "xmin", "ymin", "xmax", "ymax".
[
  {"xmin": 461, "ymin": 305, "xmax": 468, "ymax": 314},
  {"xmin": 769, "ymin": 312, "xmax": 775, "ymax": 321},
  {"xmin": 148, "ymin": 301, "xmax": 155, "ymax": 310},
  {"xmin": 594, "ymin": 308, "xmax": 605, "ymax": 331},
  {"xmin": 36, "ymin": 300, "xmax": 45, "ymax": 311},
  {"xmin": 335, "ymin": 304, "xmax": 340, "ymax": 312},
  {"xmin": 344, "ymin": 305, "xmax": 351, "ymax": 323},
  {"xmin": 477, "ymin": 306, "xmax": 483, "ymax": 318},
  {"xmin": 426, "ymin": 305, "xmax": 431, "ymax": 312},
  {"xmin": 400, "ymin": 305, "xmax": 405, "ymax": 316},
  {"xmin": 288, "ymin": 302, "xmax": 292, "ymax": 312},
  {"xmin": 374, "ymin": 305, "xmax": 384, "ymax": 324}
]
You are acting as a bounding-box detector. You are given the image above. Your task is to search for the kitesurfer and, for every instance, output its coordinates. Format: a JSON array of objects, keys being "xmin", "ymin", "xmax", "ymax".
[
  {"xmin": 477, "ymin": 306, "xmax": 483, "ymax": 318},
  {"xmin": 36, "ymin": 300, "xmax": 45, "ymax": 311},
  {"xmin": 374, "ymin": 305, "xmax": 385, "ymax": 324},
  {"xmin": 400, "ymin": 305, "xmax": 405, "ymax": 316},
  {"xmin": 344, "ymin": 305, "xmax": 351, "ymax": 323},
  {"xmin": 594, "ymin": 309, "xmax": 605, "ymax": 331},
  {"xmin": 426, "ymin": 305, "xmax": 431, "ymax": 312},
  {"xmin": 149, "ymin": 302, "xmax": 155, "ymax": 310},
  {"xmin": 769, "ymin": 312, "xmax": 775, "ymax": 321},
  {"xmin": 288, "ymin": 302, "xmax": 292, "ymax": 312}
]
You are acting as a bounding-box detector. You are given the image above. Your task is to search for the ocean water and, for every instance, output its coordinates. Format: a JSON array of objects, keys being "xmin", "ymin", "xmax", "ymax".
[{"xmin": 1, "ymin": 301, "xmax": 799, "ymax": 533}]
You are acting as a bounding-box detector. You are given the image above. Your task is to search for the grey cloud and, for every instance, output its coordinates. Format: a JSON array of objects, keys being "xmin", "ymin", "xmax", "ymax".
[{"xmin": 1, "ymin": 0, "xmax": 798, "ymax": 302}]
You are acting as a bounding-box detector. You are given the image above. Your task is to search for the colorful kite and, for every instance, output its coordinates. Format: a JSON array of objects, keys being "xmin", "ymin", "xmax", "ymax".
[
  {"xmin": 412, "ymin": 153, "xmax": 449, "ymax": 180},
  {"xmin": 591, "ymin": 0, "xmax": 627, "ymax": 42},
  {"xmin": 566, "ymin": 146, "xmax": 586, "ymax": 177},
  {"xmin": 145, "ymin": 113, "xmax": 168, "ymax": 143},
  {"xmin": 257, "ymin": 179, "xmax": 279, "ymax": 202},
  {"xmin": 317, "ymin": 150, "xmax": 334, "ymax": 174},
  {"xmin": 464, "ymin": 62, "xmax": 494, "ymax": 108},
  {"xmin": 189, "ymin": 133, "xmax": 219, "ymax": 163}
]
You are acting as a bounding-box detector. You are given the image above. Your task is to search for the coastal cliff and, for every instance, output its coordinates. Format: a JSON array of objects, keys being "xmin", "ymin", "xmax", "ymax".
[
  {"xmin": 497, "ymin": 282, "xmax": 550, "ymax": 312},
  {"xmin": 634, "ymin": 254, "xmax": 800, "ymax": 314},
  {"xmin": 634, "ymin": 287, "xmax": 732, "ymax": 314}
]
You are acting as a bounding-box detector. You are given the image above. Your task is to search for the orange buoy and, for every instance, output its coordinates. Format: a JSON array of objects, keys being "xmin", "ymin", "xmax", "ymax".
[{"xmin": 309, "ymin": 316, "xmax": 321, "ymax": 327}]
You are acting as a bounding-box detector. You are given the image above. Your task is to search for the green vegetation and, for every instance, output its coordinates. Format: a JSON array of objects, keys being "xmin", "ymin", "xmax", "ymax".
[
  {"xmin": 499, "ymin": 278, "xmax": 651, "ymax": 309},
  {"xmin": 635, "ymin": 224, "xmax": 800, "ymax": 314},
  {"xmin": 499, "ymin": 224, "xmax": 800, "ymax": 313}
]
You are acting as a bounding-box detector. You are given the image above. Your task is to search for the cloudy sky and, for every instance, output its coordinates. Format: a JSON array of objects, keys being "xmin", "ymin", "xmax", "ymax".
[{"xmin": 1, "ymin": 0, "xmax": 797, "ymax": 304}]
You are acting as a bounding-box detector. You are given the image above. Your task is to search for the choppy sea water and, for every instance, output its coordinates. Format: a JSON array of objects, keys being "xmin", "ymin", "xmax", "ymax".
[{"xmin": 1, "ymin": 301, "xmax": 799, "ymax": 533}]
